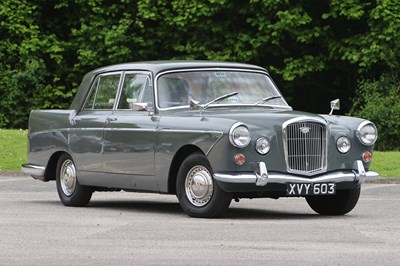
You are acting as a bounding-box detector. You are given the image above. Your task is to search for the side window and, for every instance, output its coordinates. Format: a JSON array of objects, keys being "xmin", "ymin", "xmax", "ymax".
[
  {"xmin": 117, "ymin": 74, "xmax": 152, "ymax": 110},
  {"xmin": 84, "ymin": 74, "xmax": 121, "ymax": 110}
]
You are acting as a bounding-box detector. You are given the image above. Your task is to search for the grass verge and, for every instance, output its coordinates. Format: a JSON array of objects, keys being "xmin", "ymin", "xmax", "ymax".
[
  {"xmin": 370, "ymin": 151, "xmax": 400, "ymax": 178},
  {"xmin": 0, "ymin": 129, "xmax": 28, "ymax": 171},
  {"xmin": 0, "ymin": 129, "xmax": 399, "ymax": 178}
]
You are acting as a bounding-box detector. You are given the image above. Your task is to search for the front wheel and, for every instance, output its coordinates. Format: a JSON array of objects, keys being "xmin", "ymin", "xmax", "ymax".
[
  {"xmin": 176, "ymin": 153, "xmax": 232, "ymax": 218},
  {"xmin": 306, "ymin": 187, "xmax": 361, "ymax": 215},
  {"xmin": 56, "ymin": 153, "xmax": 93, "ymax": 207}
]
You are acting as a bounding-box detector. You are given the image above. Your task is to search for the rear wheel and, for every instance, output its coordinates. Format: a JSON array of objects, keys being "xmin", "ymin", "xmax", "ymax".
[
  {"xmin": 56, "ymin": 153, "xmax": 93, "ymax": 207},
  {"xmin": 176, "ymin": 153, "xmax": 232, "ymax": 218},
  {"xmin": 306, "ymin": 187, "xmax": 361, "ymax": 215}
]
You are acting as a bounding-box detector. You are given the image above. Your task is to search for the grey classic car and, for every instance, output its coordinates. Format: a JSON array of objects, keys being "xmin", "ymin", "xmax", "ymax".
[{"xmin": 22, "ymin": 61, "xmax": 379, "ymax": 218}]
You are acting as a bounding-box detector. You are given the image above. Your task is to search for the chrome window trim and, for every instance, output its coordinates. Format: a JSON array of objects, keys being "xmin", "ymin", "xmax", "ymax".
[
  {"xmin": 282, "ymin": 116, "xmax": 328, "ymax": 176},
  {"xmin": 154, "ymin": 68, "xmax": 291, "ymax": 111}
]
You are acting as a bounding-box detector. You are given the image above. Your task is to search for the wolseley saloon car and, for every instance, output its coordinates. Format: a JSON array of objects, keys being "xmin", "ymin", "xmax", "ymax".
[{"xmin": 22, "ymin": 61, "xmax": 379, "ymax": 218}]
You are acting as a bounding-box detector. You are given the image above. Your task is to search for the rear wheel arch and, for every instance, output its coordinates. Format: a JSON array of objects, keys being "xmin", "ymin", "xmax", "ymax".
[{"xmin": 44, "ymin": 151, "xmax": 70, "ymax": 181}]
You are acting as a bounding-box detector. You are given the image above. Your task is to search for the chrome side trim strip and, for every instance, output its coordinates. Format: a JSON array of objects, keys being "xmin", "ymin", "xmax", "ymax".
[{"xmin": 21, "ymin": 164, "xmax": 46, "ymax": 181}]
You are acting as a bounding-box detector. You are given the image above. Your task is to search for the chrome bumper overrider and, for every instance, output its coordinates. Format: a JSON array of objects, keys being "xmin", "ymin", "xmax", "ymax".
[
  {"xmin": 21, "ymin": 164, "xmax": 46, "ymax": 181},
  {"xmin": 214, "ymin": 160, "xmax": 379, "ymax": 187}
]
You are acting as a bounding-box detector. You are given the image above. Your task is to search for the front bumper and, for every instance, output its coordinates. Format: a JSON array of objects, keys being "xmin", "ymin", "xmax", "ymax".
[{"xmin": 214, "ymin": 160, "xmax": 379, "ymax": 188}]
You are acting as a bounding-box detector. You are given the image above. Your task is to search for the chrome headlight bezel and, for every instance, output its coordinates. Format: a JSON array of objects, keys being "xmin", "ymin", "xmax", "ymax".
[
  {"xmin": 336, "ymin": 136, "xmax": 351, "ymax": 154},
  {"xmin": 255, "ymin": 137, "xmax": 271, "ymax": 155},
  {"xmin": 229, "ymin": 122, "xmax": 251, "ymax": 148},
  {"xmin": 356, "ymin": 121, "xmax": 377, "ymax": 146}
]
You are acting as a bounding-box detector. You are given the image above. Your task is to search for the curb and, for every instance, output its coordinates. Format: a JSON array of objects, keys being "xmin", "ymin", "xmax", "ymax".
[{"xmin": 0, "ymin": 171, "xmax": 25, "ymax": 177}]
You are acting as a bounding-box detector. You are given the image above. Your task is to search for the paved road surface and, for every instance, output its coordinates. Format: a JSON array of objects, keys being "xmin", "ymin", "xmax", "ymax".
[{"xmin": 1, "ymin": 175, "xmax": 399, "ymax": 265}]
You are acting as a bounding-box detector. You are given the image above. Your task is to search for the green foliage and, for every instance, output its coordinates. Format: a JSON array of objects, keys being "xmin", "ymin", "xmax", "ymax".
[
  {"xmin": 348, "ymin": 74, "xmax": 400, "ymax": 151},
  {"xmin": 0, "ymin": 0, "xmax": 399, "ymax": 149},
  {"xmin": 0, "ymin": 0, "xmax": 70, "ymax": 128}
]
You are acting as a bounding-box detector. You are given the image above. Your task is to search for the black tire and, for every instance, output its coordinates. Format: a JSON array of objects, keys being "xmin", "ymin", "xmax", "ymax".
[
  {"xmin": 306, "ymin": 186, "xmax": 361, "ymax": 215},
  {"xmin": 56, "ymin": 153, "xmax": 93, "ymax": 207},
  {"xmin": 176, "ymin": 153, "xmax": 232, "ymax": 218}
]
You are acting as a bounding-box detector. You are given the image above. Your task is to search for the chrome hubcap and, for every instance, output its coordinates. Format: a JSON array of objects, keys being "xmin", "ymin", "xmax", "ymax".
[
  {"xmin": 185, "ymin": 165, "xmax": 213, "ymax": 207},
  {"xmin": 60, "ymin": 159, "xmax": 77, "ymax": 196}
]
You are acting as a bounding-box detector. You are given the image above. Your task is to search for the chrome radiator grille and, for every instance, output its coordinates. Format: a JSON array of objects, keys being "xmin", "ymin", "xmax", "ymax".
[{"xmin": 283, "ymin": 120, "xmax": 327, "ymax": 176}]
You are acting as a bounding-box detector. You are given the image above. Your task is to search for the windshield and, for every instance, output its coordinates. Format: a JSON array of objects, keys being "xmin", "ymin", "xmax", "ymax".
[{"xmin": 156, "ymin": 70, "xmax": 289, "ymax": 109}]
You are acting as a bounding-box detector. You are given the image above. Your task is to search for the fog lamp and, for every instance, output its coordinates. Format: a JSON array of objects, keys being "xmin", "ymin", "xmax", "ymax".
[
  {"xmin": 255, "ymin": 137, "xmax": 270, "ymax": 155},
  {"xmin": 336, "ymin": 136, "xmax": 351, "ymax": 154}
]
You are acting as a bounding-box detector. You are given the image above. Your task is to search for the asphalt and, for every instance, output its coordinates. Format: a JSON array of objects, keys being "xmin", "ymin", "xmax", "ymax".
[{"xmin": 1, "ymin": 174, "xmax": 400, "ymax": 265}]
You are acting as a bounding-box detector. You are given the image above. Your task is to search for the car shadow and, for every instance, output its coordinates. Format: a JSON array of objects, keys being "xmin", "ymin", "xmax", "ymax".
[
  {"xmin": 34, "ymin": 199, "xmax": 354, "ymax": 220},
  {"xmin": 225, "ymin": 207, "xmax": 326, "ymax": 220},
  {"xmin": 88, "ymin": 200, "xmax": 183, "ymax": 215}
]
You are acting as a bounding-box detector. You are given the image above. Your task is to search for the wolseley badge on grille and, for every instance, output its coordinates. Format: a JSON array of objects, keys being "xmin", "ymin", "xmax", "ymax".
[{"xmin": 300, "ymin": 126, "xmax": 310, "ymax": 134}]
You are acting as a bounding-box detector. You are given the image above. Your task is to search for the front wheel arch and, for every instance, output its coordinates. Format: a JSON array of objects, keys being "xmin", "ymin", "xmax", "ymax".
[{"xmin": 167, "ymin": 145, "xmax": 203, "ymax": 194}]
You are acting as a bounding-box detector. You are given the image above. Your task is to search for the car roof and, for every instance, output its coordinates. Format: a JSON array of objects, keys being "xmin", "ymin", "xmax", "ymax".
[{"xmin": 88, "ymin": 60, "xmax": 267, "ymax": 76}]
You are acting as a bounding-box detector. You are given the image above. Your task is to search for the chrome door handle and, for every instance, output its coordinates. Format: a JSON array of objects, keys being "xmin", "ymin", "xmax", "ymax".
[
  {"xmin": 106, "ymin": 117, "xmax": 118, "ymax": 123},
  {"xmin": 71, "ymin": 117, "xmax": 81, "ymax": 125}
]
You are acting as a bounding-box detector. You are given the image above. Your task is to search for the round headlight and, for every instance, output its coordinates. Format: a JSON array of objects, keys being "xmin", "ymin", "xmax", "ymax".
[
  {"xmin": 337, "ymin": 136, "xmax": 351, "ymax": 153},
  {"xmin": 356, "ymin": 121, "xmax": 377, "ymax": 146},
  {"xmin": 256, "ymin": 137, "xmax": 270, "ymax": 155},
  {"xmin": 229, "ymin": 123, "xmax": 251, "ymax": 148}
]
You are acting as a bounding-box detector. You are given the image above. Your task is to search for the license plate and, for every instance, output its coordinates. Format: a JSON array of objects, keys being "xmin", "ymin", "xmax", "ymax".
[{"xmin": 286, "ymin": 183, "xmax": 336, "ymax": 196}]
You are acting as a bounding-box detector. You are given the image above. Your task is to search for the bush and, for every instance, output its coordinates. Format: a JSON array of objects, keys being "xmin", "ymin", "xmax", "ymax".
[{"xmin": 348, "ymin": 74, "xmax": 400, "ymax": 151}]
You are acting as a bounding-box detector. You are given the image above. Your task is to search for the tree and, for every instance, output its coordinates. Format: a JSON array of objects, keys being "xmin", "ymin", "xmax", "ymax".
[{"xmin": 1, "ymin": 0, "xmax": 399, "ymax": 150}]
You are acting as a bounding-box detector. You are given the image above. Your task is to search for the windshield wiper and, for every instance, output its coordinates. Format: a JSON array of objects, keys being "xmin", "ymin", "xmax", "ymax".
[
  {"xmin": 190, "ymin": 91, "xmax": 239, "ymax": 120},
  {"xmin": 202, "ymin": 91, "xmax": 239, "ymax": 110},
  {"xmin": 254, "ymin": 95, "xmax": 282, "ymax": 105}
]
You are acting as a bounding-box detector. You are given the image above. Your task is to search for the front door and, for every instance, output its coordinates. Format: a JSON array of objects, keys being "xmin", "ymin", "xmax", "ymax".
[{"xmin": 103, "ymin": 72, "xmax": 159, "ymax": 190}]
